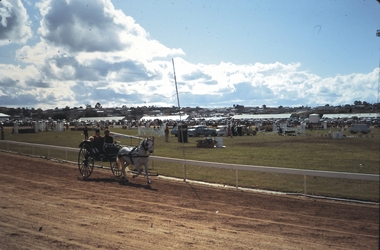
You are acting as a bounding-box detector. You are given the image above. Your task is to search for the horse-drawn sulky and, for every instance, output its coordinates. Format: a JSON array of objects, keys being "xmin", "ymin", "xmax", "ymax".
[{"xmin": 77, "ymin": 137, "xmax": 155, "ymax": 185}]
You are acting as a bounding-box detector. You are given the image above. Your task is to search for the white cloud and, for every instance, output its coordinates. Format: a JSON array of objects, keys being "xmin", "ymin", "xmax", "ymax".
[
  {"xmin": 36, "ymin": 0, "xmax": 184, "ymax": 61},
  {"xmin": 0, "ymin": 0, "xmax": 33, "ymax": 45}
]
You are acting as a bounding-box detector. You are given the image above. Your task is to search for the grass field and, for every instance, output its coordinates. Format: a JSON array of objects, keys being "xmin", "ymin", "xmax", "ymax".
[{"xmin": 1, "ymin": 126, "xmax": 379, "ymax": 202}]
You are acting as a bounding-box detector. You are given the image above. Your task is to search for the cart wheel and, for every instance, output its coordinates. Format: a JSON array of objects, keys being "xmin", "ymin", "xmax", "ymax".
[
  {"xmin": 110, "ymin": 160, "xmax": 122, "ymax": 177},
  {"xmin": 78, "ymin": 145, "xmax": 94, "ymax": 179}
]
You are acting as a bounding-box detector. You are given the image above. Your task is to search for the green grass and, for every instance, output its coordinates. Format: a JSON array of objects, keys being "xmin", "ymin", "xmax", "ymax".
[{"xmin": 1, "ymin": 126, "xmax": 379, "ymax": 202}]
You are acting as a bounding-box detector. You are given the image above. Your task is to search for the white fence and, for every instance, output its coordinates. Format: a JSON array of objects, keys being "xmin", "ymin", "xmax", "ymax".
[
  {"xmin": 137, "ymin": 125, "xmax": 165, "ymax": 137},
  {"xmin": 0, "ymin": 140, "xmax": 378, "ymax": 197}
]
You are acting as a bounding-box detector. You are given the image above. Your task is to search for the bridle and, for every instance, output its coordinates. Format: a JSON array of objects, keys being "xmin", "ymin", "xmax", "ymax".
[{"xmin": 141, "ymin": 138, "xmax": 153, "ymax": 153}]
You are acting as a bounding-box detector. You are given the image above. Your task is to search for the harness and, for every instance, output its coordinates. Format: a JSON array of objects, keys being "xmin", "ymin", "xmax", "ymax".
[{"xmin": 119, "ymin": 139, "xmax": 151, "ymax": 165}]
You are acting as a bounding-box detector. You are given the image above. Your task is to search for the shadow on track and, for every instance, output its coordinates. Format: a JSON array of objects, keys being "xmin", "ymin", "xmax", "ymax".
[
  {"xmin": 77, "ymin": 176, "xmax": 157, "ymax": 191},
  {"xmin": 119, "ymin": 180, "xmax": 158, "ymax": 191}
]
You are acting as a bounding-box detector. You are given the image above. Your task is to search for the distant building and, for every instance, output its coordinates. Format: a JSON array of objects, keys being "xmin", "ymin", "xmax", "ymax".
[{"xmin": 0, "ymin": 113, "xmax": 10, "ymax": 121}]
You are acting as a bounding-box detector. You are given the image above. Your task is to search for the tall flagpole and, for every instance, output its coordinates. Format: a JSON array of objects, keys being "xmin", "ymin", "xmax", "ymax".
[
  {"xmin": 172, "ymin": 58, "xmax": 187, "ymax": 181},
  {"xmin": 172, "ymin": 58, "xmax": 181, "ymax": 121}
]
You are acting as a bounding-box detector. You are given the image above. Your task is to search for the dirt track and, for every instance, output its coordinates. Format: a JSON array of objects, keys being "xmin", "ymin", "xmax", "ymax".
[{"xmin": 0, "ymin": 152, "xmax": 378, "ymax": 249}]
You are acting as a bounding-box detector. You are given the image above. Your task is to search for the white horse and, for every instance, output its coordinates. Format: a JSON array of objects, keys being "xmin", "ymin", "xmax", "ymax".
[{"xmin": 116, "ymin": 137, "xmax": 154, "ymax": 185}]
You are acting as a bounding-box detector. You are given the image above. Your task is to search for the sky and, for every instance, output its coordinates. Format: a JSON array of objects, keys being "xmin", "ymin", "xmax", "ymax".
[{"xmin": 0, "ymin": 0, "xmax": 379, "ymax": 110}]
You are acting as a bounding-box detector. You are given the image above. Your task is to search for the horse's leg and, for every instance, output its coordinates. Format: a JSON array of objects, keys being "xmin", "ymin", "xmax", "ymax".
[
  {"xmin": 144, "ymin": 162, "xmax": 151, "ymax": 185},
  {"xmin": 136, "ymin": 160, "xmax": 142, "ymax": 174},
  {"xmin": 122, "ymin": 161, "xmax": 129, "ymax": 182},
  {"xmin": 117, "ymin": 156, "xmax": 128, "ymax": 182},
  {"xmin": 132, "ymin": 159, "xmax": 142, "ymax": 178},
  {"xmin": 132, "ymin": 163, "xmax": 140, "ymax": 178}
]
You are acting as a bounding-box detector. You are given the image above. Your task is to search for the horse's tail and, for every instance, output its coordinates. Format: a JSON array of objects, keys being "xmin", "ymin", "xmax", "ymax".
[{"xmin": 116, "ymin": 156, "xmax": 122, "ymax": 171}]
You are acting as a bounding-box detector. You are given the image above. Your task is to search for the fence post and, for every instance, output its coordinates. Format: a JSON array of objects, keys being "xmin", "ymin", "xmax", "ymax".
[
  {"xmin": 183, "ymin": 164, "xmax": 187, "ymax": 182},
  {"xmin": 304, "ymin": 175, "xmax": 307, "ymax": 196},
  {"xmin": 236, "ymin": 169, "xmax": 239, "ymax": 189}
]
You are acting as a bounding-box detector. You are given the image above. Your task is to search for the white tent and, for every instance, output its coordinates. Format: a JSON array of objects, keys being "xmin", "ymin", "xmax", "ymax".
[
  {"xmin": 232, "ymin": 114, "xmax": 292, "ymax": 120},
  {"xmin": 77, "ymin": 116, "xmax": 126, "ymax": 122},
  {"xmin": 321, "ymin": 113, "xmax": 379, "ymax": 119},
  {"xmin": 139, "ymin": 115, "xmax": 189, "ymax": 121},
  {"xmin": 0, "ymin": 113, "xmax": 10, "ymax": 121}
]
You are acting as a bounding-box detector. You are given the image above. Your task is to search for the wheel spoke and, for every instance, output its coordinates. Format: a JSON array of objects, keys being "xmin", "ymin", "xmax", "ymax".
[
  {"xmin": 110, "ymin": 161, "xmax": 122, "ymax": 177},
  {"xmin": 78, "ymin": 146, "xmax": 94, "ymax": 178}
]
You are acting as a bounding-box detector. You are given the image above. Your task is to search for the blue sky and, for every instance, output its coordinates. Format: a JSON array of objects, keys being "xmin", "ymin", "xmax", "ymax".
[{"xmin": 0, "ymin": 0, "xmax": 379, "ymax": 110}]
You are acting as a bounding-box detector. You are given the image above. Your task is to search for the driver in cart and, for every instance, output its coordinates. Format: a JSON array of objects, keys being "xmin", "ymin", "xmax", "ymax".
[
  {"xmin": 89, "ymin": 128, "xmax": 103, "ymax": 155},
  {"xmin": 103, "ymin": 129, "xmax": 119, "ymax": 158},
  {"xmin": 103, "ymin": 129, "xmax": 114, "ymax": 144}
]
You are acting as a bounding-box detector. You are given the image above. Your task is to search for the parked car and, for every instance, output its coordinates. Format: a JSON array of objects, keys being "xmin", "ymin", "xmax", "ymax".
[
  {"xmin": 171, "ymin": 126, "xmax": 178, "ymax": 136},
  {"xmin": 216, "ymin": 125, "xmax": 228, "ymax": 136},
  {"xmin": 348, "ymin": 124, "xmax": 370, "ymax": 134},
  {"xmin": 187, "ymin": 125, "xmax": 217, "ymax": 137}
]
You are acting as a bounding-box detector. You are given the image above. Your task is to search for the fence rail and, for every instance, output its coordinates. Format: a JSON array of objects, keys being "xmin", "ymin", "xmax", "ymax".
[
  {"xmin": 1, "ymin": 140, "xmax": 379, "ymax": 197},
  {"xmin": 150, "ymin": 155, "xmax": 379, "ymax": 181}
]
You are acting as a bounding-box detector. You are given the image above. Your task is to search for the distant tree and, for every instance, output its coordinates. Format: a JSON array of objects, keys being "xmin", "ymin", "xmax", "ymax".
[
  {"xmin": 40, "ymin": 113, "xmax": 50, "ymax": 120},
  {"xmin": 130, "ymin": 107, "xmax": 144, "ymax": 120},
  {"xmin": 95, "ymin": 102, "xmax": 102, "ymax": 109},
  {"xmin": 354, "ymin": 101, "xmax": 362, "ymax": 105},
  {"xmin": 52, "ymin": 113, "xmax": 68, "ymax": 120},
  {"xmin": 84, "ymin": 110, "xmax": 99, "ymax": 117},
  {"xmin": 262, "ymin": 104, "xmax": 266, "ymax": 109}
]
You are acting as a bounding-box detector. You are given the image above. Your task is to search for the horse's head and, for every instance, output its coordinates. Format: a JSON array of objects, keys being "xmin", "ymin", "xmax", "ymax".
[{"xmin": 141, "ymin": 137, "xmax": 154, "ymax": 154}]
